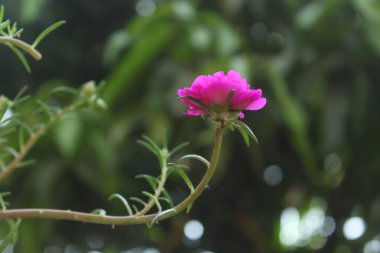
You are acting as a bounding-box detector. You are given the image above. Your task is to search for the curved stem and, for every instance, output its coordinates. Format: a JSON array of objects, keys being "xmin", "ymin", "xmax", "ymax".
[
  {"xmin": 0, "ymin": 101, "xmax": 85, "ymax": 182},
  {"xmin": 0, "ymin": 36, "xmax": 42, "ymax": 60},
  {"xmin": 0, "ymin": 122, "xmax": 224, "ymax": 225}
]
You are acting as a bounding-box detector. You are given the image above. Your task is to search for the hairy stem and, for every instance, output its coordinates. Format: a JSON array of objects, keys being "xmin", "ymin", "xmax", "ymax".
[
  {"xmin": 0, "ymin": 122, "xmax": 224, "ymax": 225},
  {"xmin": 0, "ymin": 101, "xmax": 85, "ymax": 182},
  {"xmin": 0, "ymin": 36, "xmax": 42, "ymax": 60}
]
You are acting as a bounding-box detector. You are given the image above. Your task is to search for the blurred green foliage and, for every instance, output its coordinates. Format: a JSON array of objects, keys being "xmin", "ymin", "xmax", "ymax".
[{"xmin": 1, "ymin": 0, "xmax": 380, "ymax": 252}]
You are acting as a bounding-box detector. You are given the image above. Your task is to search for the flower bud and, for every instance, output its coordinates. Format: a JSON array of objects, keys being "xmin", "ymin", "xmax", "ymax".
[{"xmin": 80, "ymin": 81, "xmax": 97, "ymax": 100}]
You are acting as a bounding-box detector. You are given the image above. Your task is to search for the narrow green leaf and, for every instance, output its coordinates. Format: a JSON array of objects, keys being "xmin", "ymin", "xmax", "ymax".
[
  {"xmin": 169, "ymin": 164, "xmax": 194, "ymax": 193},
  {"xmin": 224, "ymin": 89, "xmax": 236, "ymax": 111},
  {"xmin": 230, "ymin": 120, "xmax": 258, "ymax": 143},
  {"xmin": 8, "ymin": 44, "xmax": 31, "ymax": 73},
  {"xmin": 0, "ymin": 20, "xmax": 10, "ymax": 32},
  {"xmin": 158, "ymin": 197, "xmax": 172, "ymax": 206},
  {"xmin": 37, "ymin": 100, "xmax": 54, "ymax": 117},
  {"xmin": 142, "ymin": 191, "xmax": 162, "ymax": 213},
  {"xmin": 162, "ymin": 189, "xmax": 174, "ymax": 207},
  {"xmin": 0, "ymin": 6, "xmax": 4, "ymax": 23},
  {"xmin": 91, "ymin": 209, "xmax": 106, "ymax": 216},
  {"xmin": 10, "ymin": 22, "xmax": 17, "ymax": 35},
  {"xmin": 0, "ymin": 219, "xmax": 21, "ymax": 252},
  {"xmin": 0, "ymin": 127, "xmax": 16, "ymax": 137},
  {"xmin": 14, "ymin": 86, "xmax": 29, "ymax": 102},
  {"xmin": 178, "ymin": 96, "xmax": 211, "ymax": 115},
  {"xmin": 15, "ymin": 159, "xmax": 36, "ymax": 168},
  {"xmin": 5, "ymin": 147, "xmax": 18, "ymax": 158},
  {"xmin": 0, "ymin": 192, "xmax": 11, "ymax": 210},
  {"xmin": 168, "ymin": 142, "xmax": 189, "ymax": 157},
  {"xmin": 179, "ymin": 154, "xmax": 210, "ymax": 167},
  {"xmin": 131, "ymin": 205, "xmax": 139, "ymax": 215},
  {"xmin": 135, "ymin": 174, "xmax": 159, "ymax": 191},
  {"xmin": 230, "ymin": 122, "xmax": 250, "ymax": 146},
  {"xmin": 14, "ymin": 28, "xmax": 23, "ymax": 37},
  {"xmin": 108, "ymin": 193, "xmax": 133, "ymax": 216},
  {"xmin": 51, "ymin": 86, "xmax": 79, "ymax": 96},
  {"xmin": 32, "ymin": 21, "xmax": 66, "ymax": 47},
  {"xmin": 186, "ymin": 203, "xmax": 193, "ymax": 214},
  {"xmin": 12, "ymin": 118, "xmax": 33, "ymax": 135},
  {"xmin": 142, "ymin": 135, "xmax": 161, "ymax": 154},
  {"xmin": 226, "ymin": 123, "xmax": 235, "ymax": 131},
  {"xmin": 130, "ymin": 197, "xmax": 146, "ymax": 208},
  {"xmin": 137, "ymin": 140, "xmax": 159, "ymax": 157},
  {"xmin": 149, "ymin": 208, "xmax": 176, "ymax": 228},
  {"xmin": 18, "ymin": 128, "xmax": 25, "ymax": 150}
]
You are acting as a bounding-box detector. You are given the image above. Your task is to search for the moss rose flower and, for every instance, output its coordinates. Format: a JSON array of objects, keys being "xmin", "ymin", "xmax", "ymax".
[{"xmin": 178, "ymin": 70, "xmax": 266, "ymax": 121}]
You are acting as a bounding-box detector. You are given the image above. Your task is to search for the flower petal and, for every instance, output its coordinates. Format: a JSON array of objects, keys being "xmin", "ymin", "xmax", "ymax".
[{"xmin": 246, "ymin": 98, "xmax": 267, "ymax": 110}]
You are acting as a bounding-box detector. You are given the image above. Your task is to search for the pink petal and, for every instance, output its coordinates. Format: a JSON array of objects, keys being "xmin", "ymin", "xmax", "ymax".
[
  {"xmin": 201, "ymin": 80, "xmax": 233, "ymax": 105},
  {"xmin": 246, "ymin": 98, "xmax": 267, "ymax": 110},
  {"xmin": 227, "ymin": 70, "xmax": 242, "ymax": 81}
]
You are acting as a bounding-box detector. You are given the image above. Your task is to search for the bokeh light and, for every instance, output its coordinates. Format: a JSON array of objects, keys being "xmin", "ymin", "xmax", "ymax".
[
  {"xmin": 64, "ymin": 244, "xmax": 82, "ymax": 253},
  {"xmin": 135, "ymin": 0, "xmax": 156, "ymax": 17},
  {"xmin": 263, "ymin": 165, "xmax": 283, "ymax": 186},
  {"xmin": 364, "ymin": 238, "xmax": 380, "ymax": 253},
  {"xmin": 121, "ymin": 247, "xmax": 160, "ymax": 253},
  {"xmin": 279, "ymin": 199, "xmax": 335, "ymax": 249},
  {"xmin": 184, "ymin": 219, "xmax": 204, "ymax": 241},
  {"xmin": 324, "ymin": 153, "xmax": 342, "ymax": 174},
  {"xmin": 343, "ymin": 217, "xmax": 366, "ymax": 240}
]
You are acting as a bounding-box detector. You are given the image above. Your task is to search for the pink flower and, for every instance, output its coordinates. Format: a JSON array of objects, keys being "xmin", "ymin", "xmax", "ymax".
[{"xmin": 178, "ymin": 70, "xmax": 266, "ymax": 121}]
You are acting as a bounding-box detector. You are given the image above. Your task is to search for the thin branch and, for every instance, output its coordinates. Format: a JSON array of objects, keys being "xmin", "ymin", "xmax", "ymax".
[
  {"xmin": 0, "ymin": 101, "xmax": 85, "ymax": 182},
  {"xmin": 0, "ymin": 36, "xmax": 42, "ymax": 60},
  {"xmin": 0, "ymin": 123, "xmax": 224, "ymax": 225}
]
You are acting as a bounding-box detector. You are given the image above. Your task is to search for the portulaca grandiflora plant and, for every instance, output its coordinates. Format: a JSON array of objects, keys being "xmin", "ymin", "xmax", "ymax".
[{"xmin": 0, "ymin": 5, "xmax": 266, "ymax": 250}]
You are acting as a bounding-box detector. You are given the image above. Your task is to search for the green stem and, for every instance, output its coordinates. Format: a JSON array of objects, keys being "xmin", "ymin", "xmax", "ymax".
[
  {"xmin": 0, "ymin": 101, "xmax": 85, "ymax": 182},
  {"xmin": 0, "ymin": 122, "xmax": 224, "ymax": 225},
  {"xmin": 135, "ymin": 154, "xmax": 168, "ymax": 216},
  {"xmin": 0, "ymin": 36, "xmax": 42, "ymax": 60}
]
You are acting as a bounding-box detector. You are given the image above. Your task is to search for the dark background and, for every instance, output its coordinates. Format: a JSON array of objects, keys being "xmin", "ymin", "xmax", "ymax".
[{"xmin": 1, "ymin": 0, "xmax": 380, "ymax": 252}]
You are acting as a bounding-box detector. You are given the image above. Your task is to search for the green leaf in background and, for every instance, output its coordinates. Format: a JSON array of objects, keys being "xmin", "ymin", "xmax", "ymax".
[
  {"xmin": 20, "ymin": 0, "xmax": 45, "ymax": 23},
  {"xmin": 52, "ymin": 112, "xmax": 83, "ymax": 158},
  {"xmin": 353, "ymin": 0, "xmax": 380, "ymax": 55},
  {"xmin": 103, "ymin": 23, "xmax": 176, "ymax": 105}
]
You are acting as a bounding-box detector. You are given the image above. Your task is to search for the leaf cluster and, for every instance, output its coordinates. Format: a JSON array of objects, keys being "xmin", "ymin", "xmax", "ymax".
[
  {"xmin": 0, "ymin": 82, "xmax": 106, "ymax": 178},
  {"xmin": 0, "ymin": 5, "xmax": 65, "ymax": 72},
  {"xmin": 105, "ymin": 133, "xmax": 210, "ymax": 227}
]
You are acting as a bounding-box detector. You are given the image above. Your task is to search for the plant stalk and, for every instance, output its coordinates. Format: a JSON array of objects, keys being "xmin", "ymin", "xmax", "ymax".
[
  {"xmin": 0, "ymin": 122, "xmax": 224, "ymax": 225},
  {"xmin": 0, "ymin": 36, "xmax": 42, "ymax": 60},
  {"xmin": 0, "ymin": 101, "xmax": 85, "ymax": 182}
]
